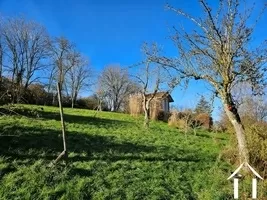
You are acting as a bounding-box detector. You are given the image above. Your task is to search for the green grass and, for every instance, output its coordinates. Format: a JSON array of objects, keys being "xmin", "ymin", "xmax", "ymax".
[{"xmin": 0, "ymin": 105, "xmax": 233, "ymax": 199}]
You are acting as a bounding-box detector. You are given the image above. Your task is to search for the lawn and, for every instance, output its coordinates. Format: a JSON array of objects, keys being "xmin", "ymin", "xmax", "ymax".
[{"xmin": 0, "ymin": 105, "xmax": 233, "ymax": 199}]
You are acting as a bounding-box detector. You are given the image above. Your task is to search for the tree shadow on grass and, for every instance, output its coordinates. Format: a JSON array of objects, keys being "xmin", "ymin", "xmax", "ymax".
[
  {"xmin": 0, "ymin": 125, "xmax": 149, "ymax": 159},
  {"xmin": 0, "ymin": 124, "xmax": 212, "ymax": 164},
  {"xmin": 1, "ymin": 106, "xmax": 133, "ymax": 129}
]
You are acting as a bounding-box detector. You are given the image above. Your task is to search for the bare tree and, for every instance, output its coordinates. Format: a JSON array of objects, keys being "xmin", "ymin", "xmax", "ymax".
[
  {"xmin": 49, "ymin": 37, "xmax": 74, "ymax": 94},
  {"xmin": 65, "ymin": 51, "xmax": 92, "ymax": 108},
  {"xmin": 132, "ymin": 44, "xmax": 180, "ymax": 128},
  {"xmin": 45, "ymin": 63, "xmax": 57, "ymax": 105},
  {"xmin": 233, "ymin": 82, "xmax": 267, "ymax": 122},
  {"xmin": 95, "ymin": 88, "xmax": 106, "ymax": 112},
  {"xmin": 134, "ymin": 61, "xmax": 161, "ymax": 128},
  {"xmin": 98, "ymin": 65, "xmax": 137, "ymax": 112},
  {"xmin": 148, "ymin": 0, "xmax": 267, "ymax": 164},
  {"xmin": 49, "ymin": 37, "xmax": 73, "ymax": 163},
  {"xmin": 241, "ymin": 97, "xmax": 267, "ymax": 121},
  {"xmin": 1, "ymin": 16, "xmax": 49, "ymax": 102}
]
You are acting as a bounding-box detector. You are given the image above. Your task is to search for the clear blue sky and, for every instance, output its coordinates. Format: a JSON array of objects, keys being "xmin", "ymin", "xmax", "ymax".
[{"xmin": 1, "ymin": 0, "xmax": 266, "ymax": 120}]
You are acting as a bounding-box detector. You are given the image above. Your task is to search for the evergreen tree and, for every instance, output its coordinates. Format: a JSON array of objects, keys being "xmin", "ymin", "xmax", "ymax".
[{"xmin": 195, "ymin": 96, "xmax": 211, "ymax": 114}]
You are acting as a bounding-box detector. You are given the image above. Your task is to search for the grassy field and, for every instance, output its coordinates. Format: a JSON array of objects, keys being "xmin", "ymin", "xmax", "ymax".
[{"xmin": 0, "ymin": 105, "xmax": 233, "ymax": 199}]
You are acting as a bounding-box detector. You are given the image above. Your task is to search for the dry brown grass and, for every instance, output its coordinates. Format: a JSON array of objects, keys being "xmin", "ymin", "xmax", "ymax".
[
  {"xmin": 168, "ymin": 110, "xmax": 193, "ymax": 130},
  {"xmin": 168, "ymin": 110, "xmax": 214, "ymax": 133},
  {"xmin": 168, "ymin": 111, "xmax": 180, "ymax": 127}
]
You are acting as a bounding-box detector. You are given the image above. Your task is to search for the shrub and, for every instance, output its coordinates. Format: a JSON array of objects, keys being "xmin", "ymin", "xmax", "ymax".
[
  {"xmin": 76, "ymin": 96, "xmax": 108, "ymax": 110},
  {"xmin": 194, "ymin": 113, "xmax": 213, "ymax": 130},
  {"xmin": 221, "ymin": 116, "xmax": 267, "ymax": 177},
  {"xmin": 168, "ymin": 110, "xmax": 194, "ymax": 131},
  {"xmin": 169, "ymin": 110, "xmax": 213, "ymax": 131},
  {"xmin": 76, "ymin": 97, "xmax": 98, "ymax": 109},
  {"xmin": 246, "ymin": 121, "xmax": 267, "ymax": 175},
  {"xmin": 168, "ymin": 111, "xmax": 180, "ymax": 127}
]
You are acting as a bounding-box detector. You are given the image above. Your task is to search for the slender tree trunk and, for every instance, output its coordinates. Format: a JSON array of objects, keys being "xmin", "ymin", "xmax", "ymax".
[
  {"xmin": 98, "ymin": 99, "xmax": 102, "ymax": 111},
  {"xmin": 223, "ymin": 102, "xmax": 250, "ymax": 164},
  {"xmin": 71, "ymin": 99, "xmax": 74, "ymax": 108},
  {"xmin": 72, "ymin": 92, "xmax": 78, "ymax": 109},
  {"xmin": 143, "ymin": 98, "xmax": 150, "ymax": 128},
  {"xmin": 58, "ymin": 83, "xmax": 67, "ymax": 153},
  {"xmin": 111, "ymin": 100, "xmax": 115, "ymax": 112},
  {"xmin": 52, "ymin": 93, "xmax": 57, "ymax": 106},
  {"xmin": 144, "ymin": 108, "xmax": 149, "ymax": 128},
  {"xmin": 51, "ymin": 83, "xmax": 68, "ymax": 165},
  {"xmin": 71, "ymin": 91, "xmax": 74, "ymax": 108}
]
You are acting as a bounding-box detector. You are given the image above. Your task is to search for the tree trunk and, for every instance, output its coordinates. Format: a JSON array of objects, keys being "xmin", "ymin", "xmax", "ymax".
[
  {"xmin": 51, "ymin": 82, "xmax": 68, "ymax": 165},
  {"xmin": 58, "ymin": 83, "xmax": 67, "ymax": 153},
  {"xmin": 71, "ymin": 97, "xmax": 74, "ymax": 108},
  {"xmin": 72, "ymin": 92, "xmax": 78, "ymax": 109},
  {"xmin": 223, "ymin": 102, "xmax": 250, "ymax": 164},
  {"xmin": 143, "ymin": 98, "xmax": 150, "ymax": 128},
  {"xmin": 144, "ymin": 108, "xmax": 149, "ymax": 128},
  {"xmin": 98, "ymin": 99, "xmax": 102, "ymax": 111},
  {"xmin": 52, "ymin": 93, "xmax": 57, "ymax": 106}
]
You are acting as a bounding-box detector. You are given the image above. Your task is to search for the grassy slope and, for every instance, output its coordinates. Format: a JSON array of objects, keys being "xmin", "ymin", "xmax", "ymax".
[{"xmin": 0, "ymin": 105, "xmax": 232, "ymax": 199}]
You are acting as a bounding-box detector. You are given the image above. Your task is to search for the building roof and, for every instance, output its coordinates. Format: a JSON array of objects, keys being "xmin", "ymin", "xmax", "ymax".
[{"xmin": 145, "ymin": 92, "xmax": 174, "ymax": 102}]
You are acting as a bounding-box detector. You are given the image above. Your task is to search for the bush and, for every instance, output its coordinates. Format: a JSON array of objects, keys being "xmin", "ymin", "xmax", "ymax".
[
  {"xmin": 27, "ymin": 84, "xmax": 48, "ymax": 105},
  {"xmin": 76, "ymin": 96, "xmax": 108, "ymax": 110},
  {"xmin": 246, "ymin": 121, "xmax": 267, "ymax": 174},
  {"xmin": 168, "ymin": 110, "xmax": 193, "ymax": 130},
  {"xmin": 221, "ymin": 115, "xmax": 267, "ymax": 177},
  {"xmin": 168, "ymin": 111, "xmax": 180, "ymax": 127},
  {"xmin": 194, "ymin": 113, "xmax": 213, "ymax": 130},
  {"xmin": 168, "ymin": 110, "xmax": 213, "ymax": 131},
  {"xmin": 76, "ymin": 97, "xmax": 98, "ymax": 109}
]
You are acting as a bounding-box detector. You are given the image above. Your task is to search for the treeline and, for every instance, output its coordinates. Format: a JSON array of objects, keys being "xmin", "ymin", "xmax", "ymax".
[
  {"xmin": 0, "ymin": 16, "xmax": 91, "ymax": 108},
  {"xmin": 0, "ymin": 16, "xmax": 140, "ymax": 110}
]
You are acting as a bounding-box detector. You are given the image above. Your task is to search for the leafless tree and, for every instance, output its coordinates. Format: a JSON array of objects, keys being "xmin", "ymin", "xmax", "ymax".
[
  {"xmin": 233, "ymin": 82, "xmax": 267, "ymax": 121},
  {"xmin": 95, "ymin": 88, "xmax": 106, "ymax": 112},
  {"xmin": 98, "ymin": 65, "xmax": 138, "ymax": 112},
  {"xmin": 132, "ymin": 43, "xmax": 180, "ymax": 128},
  {"xmin": 65, "ymin": 51, "xmax": 92, "ymax": 108},
  {"xmin": 49, "ymin": 37, "xmax": 74, "ymax": 94},
  {"xmin": 148, "ymin": 0, "xmax": 267, "ymax": 164},
  {"xmin": 0, "ymin": 16, "xmax": 50, "ymax": 102},
  {"xmin": 241, "ymin": 97, "xmax": 267, "ymax": 121},
  {"xmin": 49, "ymin": 37, "xmax": 74, "ymax": 163},
  {"xmin": 45, "ymin": 63, "xmax": 57, "ymax": 105}
]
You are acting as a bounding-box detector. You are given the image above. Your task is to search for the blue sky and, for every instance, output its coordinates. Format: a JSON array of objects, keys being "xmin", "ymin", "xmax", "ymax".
[{"xmin": 1, "ymin": 0, "xmax": 266, "ymax": 120}]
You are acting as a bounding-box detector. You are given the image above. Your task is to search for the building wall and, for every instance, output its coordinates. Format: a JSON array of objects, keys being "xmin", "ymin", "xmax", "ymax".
[
  {"xmin": 161, "ymin": 98, "xmax": 169, "ymax": 113},
  {"xmin": 129, "ymin": 95, "xmax": 171, "ymax": 121}
]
